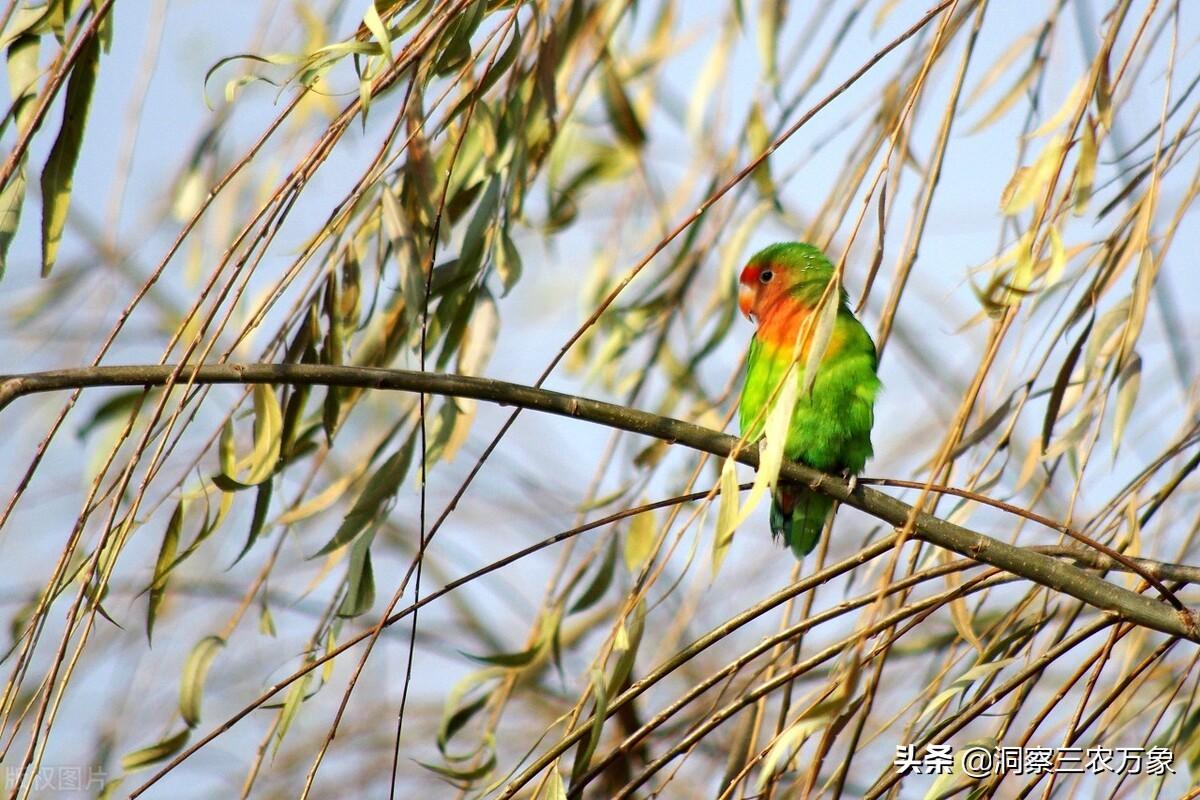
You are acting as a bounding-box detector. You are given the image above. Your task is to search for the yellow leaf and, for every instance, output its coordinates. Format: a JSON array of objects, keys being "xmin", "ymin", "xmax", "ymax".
[
  {"xmin": 179, "ymin": 635, "xmax": 225, "ymax": 727},
  {"xmin": 756, "ymin": 717, "xmax": 823, "ymax": 791},
  {"xmin": 40, "ymin": 35, "xmax": 100, "ymax": 276},
  {"xmin": 1094, "ymin": 55, "xmax": 1113, "ymax": 130},
  {"xmin": 457, "ymin": 292, "xmax": 499, "ymax": 377},
  {"xmin": 1001, "ymin": 135, "xmax": 1065, "ymax": 216},
  {"xmin": 1015, "ymin": 439, "xmax": 1042, "ymax": 493},
  {"xmin": 172, "ymin": 168, "xmax": 206, "ymax": 222},
  {"xmin": 613, "ymin": 620, "xmax": 629, "ymax": 652},
  {"xmin": 1074, "ymin": 118, "xmax": 1097, "ymax": 214},
  {"xmin": 275, "ymin": 465, "xmax": 368, "ymax": 526},
  {"xmin": 712, "ymin": 457, "xmax": 740, "ymax": 576},
  {"xmin": 687, "ymin": 29, "xmax": 732, "ymax": 138},
  {"xmin": 967, "ymin": 59, "xmax": 1038, "ymax": 135},
  {"xmin": 1027, "ymin": 76, "xmax": 1086, "ymax": 138},
  {"xmin": 623, "ymin": 507, "xmax": 656, "ymax": 572},
  {"xmin": 964, "ymin": 28, "xmax": 1037, "ymax": 108},
  {"xmin": 800, "ymin": 282, "xmax": 840, "ymax": 397},
  {"xmin": 734, "ymin": 367, "xmax": 797, "ymax": 530},
  {"xmin": 541, "ymin": 764, "xmax": 567, "ymax": 800},
  {"xmin": 1112, "ymin": 352, "xmax": 1141, "ymax": 456},
  {"xmin": 944, "ymin": 568, "xmax": 984, "ymax": 655},
  {"xmin": 238, "ymin": 385, "xmax": 283, "ymax": 485},
  {"xmin": 442, "ymin": 398, "xmax": 475, "ymax": 463},
  {"xmin": 872, "ymin": 0, "xmax": 902, "ymax": 32},
  {"xmin": 362, "ymin": 0, "xmax": 392, "ymax": 62},
  {"xmin": 1120, "ymin": 248, "xmax": 1156, "ymax": 367},
  {"xmin": 1046, "ymin": 226, "xmax": 1067, "ymax": 286}
]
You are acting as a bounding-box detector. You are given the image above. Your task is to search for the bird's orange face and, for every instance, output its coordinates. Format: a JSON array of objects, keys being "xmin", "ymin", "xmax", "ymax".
[{"xmin": 738, "ymin": 261, "xmax": 780, "ymax": 323}]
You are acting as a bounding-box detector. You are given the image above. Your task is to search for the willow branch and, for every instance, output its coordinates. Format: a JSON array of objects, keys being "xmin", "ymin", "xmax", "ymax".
[{"xmin": 1, "ymin": 363, "xmax": 1196, "ymax": 641}]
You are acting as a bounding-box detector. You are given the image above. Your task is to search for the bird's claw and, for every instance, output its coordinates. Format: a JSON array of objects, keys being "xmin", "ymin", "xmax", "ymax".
[{"xmin": 842, "ymin": 470, "xmax": 858, "ymax": 495}]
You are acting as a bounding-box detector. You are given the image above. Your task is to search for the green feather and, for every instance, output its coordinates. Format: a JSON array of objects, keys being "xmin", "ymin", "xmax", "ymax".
[{"xmin": 738, "ymin": 242, "xmax": 881, "ymax": 559}]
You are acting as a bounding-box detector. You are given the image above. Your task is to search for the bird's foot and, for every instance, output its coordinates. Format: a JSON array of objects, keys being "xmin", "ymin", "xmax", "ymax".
[{"xmin": 842, "ymin": 469, "xmax": 858, "ymax": 495}]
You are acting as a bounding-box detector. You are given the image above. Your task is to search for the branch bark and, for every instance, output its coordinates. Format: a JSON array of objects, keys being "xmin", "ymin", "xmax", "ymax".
[{"xmin": 1, "ymin": 363, "xmax": 1195, "ymax": 641}]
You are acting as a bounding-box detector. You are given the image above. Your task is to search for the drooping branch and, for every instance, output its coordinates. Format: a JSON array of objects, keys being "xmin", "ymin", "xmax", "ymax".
[{"xmin": 1, "ymin": 363, "xmax": 1196, "ymax": 641}]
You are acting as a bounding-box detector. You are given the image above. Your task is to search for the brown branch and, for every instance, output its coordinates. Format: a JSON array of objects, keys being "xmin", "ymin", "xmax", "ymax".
[
  {"xmin": 860, "ymin": 477, "xmax": 1188, "ymax": 610},
  {"xmin": 0, "ymin": 362, "xmax": 1196, "ymax": 643}
]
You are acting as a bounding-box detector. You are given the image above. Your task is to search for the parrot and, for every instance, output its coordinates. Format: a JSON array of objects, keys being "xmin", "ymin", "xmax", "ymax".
[{"xmin": 736, "ymin": 242, "xmax": 880, "ymax": 558}]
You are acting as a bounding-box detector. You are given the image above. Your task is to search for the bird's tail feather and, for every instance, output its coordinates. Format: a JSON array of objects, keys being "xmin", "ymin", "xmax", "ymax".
[{"xmin": 770, "ymin": 482, "xmax": 832, "ymax": 558}]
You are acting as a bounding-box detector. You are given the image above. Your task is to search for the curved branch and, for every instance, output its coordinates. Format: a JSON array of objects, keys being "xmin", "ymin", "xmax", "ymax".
[{"xmin": 0, "ymin": 363, "xmax": 1195, "ymax": 642}]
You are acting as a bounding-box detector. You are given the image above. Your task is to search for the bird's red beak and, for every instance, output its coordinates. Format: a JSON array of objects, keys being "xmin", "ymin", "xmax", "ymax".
[{"xmin": 738, "ymin": 284, "xmax": 756, "ymax": 322}]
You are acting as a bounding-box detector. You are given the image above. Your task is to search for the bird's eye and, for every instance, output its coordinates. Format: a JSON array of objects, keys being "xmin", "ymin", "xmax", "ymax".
[{"xmin": 759, "ymin": 270, "xmax": 773, "ymax": 284}]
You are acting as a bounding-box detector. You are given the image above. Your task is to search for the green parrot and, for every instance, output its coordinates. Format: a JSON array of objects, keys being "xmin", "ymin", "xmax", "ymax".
[{"xmin": 737, "ymin": 242, "xmax": 880, "ymax": 558}]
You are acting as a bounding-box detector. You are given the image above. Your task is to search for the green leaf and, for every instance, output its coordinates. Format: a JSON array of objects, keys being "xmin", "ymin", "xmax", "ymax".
[
  {"xmin": 381, "ymin": 185, "xmax": 426, "ymax": 330},
  {"xmin": 432, "ymin": 0, "xmax": 485, "ymax": 76},
  {"xmin": 461, "ymin": 643, "xmax": 541, "ymax": 669},
  {"xmin": 273, "ymin": 670, "xmax": 312, "ymax": 755},
  {"xmin": 210, "ymin": 473, "xmax": 257, "ymax": 492},
  {"xmin": 219, "ymin": 420, "xmax": 236, "ymax": 476},
  {"xmin": 952, "ymin": 387, "xmax": 1019, "ymax": 458},
  {"xmin": 40, "ymin": 33, "xmax": 100, "ymax": 276},
  {"xmin": 0, "ymin": 33, "xmax": 40, "ymax": 274},
  {"xmin": 166, "ymin": 492, "xmax": 229, "ymax": 575},
  {"xmin": 0, "ymin": 162, "xmax": 25, "ymax": 275},
  {"xmin": 258, "ymin": 601, "xmax": 276, "ymax": 637},
  {"xmin": 459, "ymin": 174, "xmax": 501, "ymax": 278},
  {"xmin": 232, "ymin": 479, "xmax": 273, "ymax": 565},
  {"xmin": 147, "ymin": 500, "xmax": 185, "ymax": 642},
  {"xmin": 1042, "ymin": 316, "xmax": 1093, "ymax": 453},
  {"xmin": 437, "ymin": 667, "xmax": 504, "ymax": 754},
  {"xmin": 444, "ymin": 21, "xmax": 522, "ymax": 125},
  {"xmin": 77, "ymin": 389, "xmax": 147, "ymax": 440},
  {"xmin": 606, "ymin": 600, "xmax": 644, "ymax": 695},
  {"xmin": 418, "ymin": 748, "xmax": 497, "ymax": 785},
  {"xmin": 179, "ymin": 635, "xmax": 224, "ymax": 727},
  {"xmin": 337, "ymin": 533, "xmax": 375, "ymax": 617},
  {"xmin": 567, "ymin": 536, "xmax": 617, "ymax": 615},
  {"xmin": 569, "ymin": 668, "xmax": 609, "ymax": 786},
  {"xmin": 437, "ymin": 692, "xmax": 488, "ymax": 759},
  {"xmin": 312, "ymin": 437, "xmax": 415, "ymax": 556},
  {"xmin": 746, "ymin": 102, "xmax": 779, "ymax": 206},
  {"xmin": 600, "ymin": 57, "xmax": 645, "ymax": 146},
  {"xmin": 120, "ymin": 728, "xmax": 190, "ymax": 772},
  {"xmin": 494, "ymin": 226, "xmax": 522, "ymax": 296},
  {"xmin": 462, "ymin": 605, "xmax": 560, "ymax": 668}
]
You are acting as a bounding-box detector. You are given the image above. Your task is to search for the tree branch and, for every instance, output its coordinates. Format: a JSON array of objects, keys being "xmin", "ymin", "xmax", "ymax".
[{"xmin": 2, "ymin": 363, "xmax": 1195, "ymax": 641}]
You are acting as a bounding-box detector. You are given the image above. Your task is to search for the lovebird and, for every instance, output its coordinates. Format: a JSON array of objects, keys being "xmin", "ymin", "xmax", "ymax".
[{"xmin": 737, "ymin": 242, "xmax": 880, "ymax": 558}]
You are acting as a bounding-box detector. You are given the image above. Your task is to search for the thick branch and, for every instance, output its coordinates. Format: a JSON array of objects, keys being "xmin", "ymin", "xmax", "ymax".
[{"xmin": 1, "ymin": 363, "xmax": 1195, "ymax": 642}]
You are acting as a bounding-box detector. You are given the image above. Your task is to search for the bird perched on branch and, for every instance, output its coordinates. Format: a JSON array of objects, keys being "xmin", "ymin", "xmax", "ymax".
[{"xmin": 737, "ymin": 242, "xmax": 880, "ymax": 558}]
